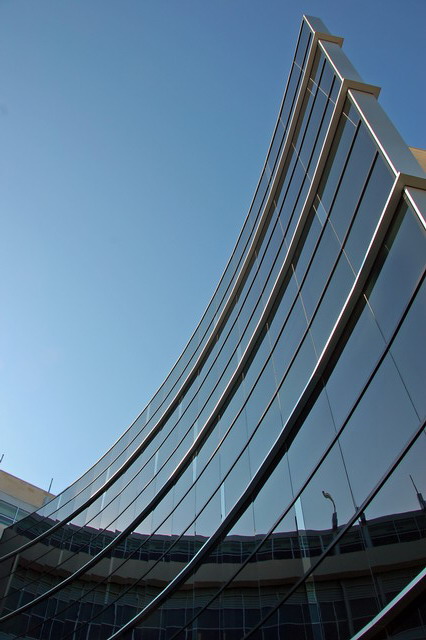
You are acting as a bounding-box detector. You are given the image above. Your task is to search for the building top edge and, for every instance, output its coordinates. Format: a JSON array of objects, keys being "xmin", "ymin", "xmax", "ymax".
[
  {"xmin": 303, "ymin": 15, "xmax": 343, "ymax": 45},
  {"xmin": 0, "ymin": 469, "xmax": 55, "ymax": 499}
]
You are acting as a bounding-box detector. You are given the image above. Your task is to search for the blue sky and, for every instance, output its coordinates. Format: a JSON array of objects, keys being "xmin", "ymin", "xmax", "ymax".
[{"xmin": 0, "ymin": 0, "xmax": 425, "ymax": 494}]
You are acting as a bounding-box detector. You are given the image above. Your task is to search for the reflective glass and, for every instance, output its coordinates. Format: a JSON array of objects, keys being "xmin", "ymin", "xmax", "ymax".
[
  {"xmin": 309, "ymin": 251, "xmax": 355, "ymax": 353},
  {"xmin": 248, "ymin": 397, "xmax": 283, "ymax": 473},
  {"xmin": 307, "ymin": 91, "xmax": 336, "ymax": 176},
  {"xmin": 325, "ymin": 298, "xmax": 386, "ymax": 428},
  {"xmin": 293, "ymin": 207, "xmax": 323, "ymax": 285},
  {"xmin": 344, "ymin": 154, "xmax": 394, "ymax": 273},
  {"xmin": 299, "ymin": 221, "xmax": 341, "ymax": 321},
  {"xmin": 317, "ymin": 101, "xmax": 359, "ymax": 215},
  {"xmin": 367, "ymin": 201, "xmax": 426, "ymax": 342},
  {"xmin": 390, "ymin": 278, "xmax": 426, "ymax": 419},
  {"xmin": 295, "ymin": 22, "xmax": 311, "ymax": 68},
  {"xmin": 287, "ymin": 386, "xmax": 337, "ymax": 496},
  {"xmin": 328, "ymin": 124, "xmax": 376, "ymax": 245},
  {"xmin": 276, "ymin": 333, "xmax": 317, "ymax": 426},
  {"xmin": 338, "ymin": 353, "xmax": 420, "ymax": 507}
]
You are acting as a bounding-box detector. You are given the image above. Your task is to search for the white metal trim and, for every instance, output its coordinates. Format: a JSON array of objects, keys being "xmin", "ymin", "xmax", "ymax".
[
  {"xmin": 319, "ymin": 40, "xmax": 380, "ymax": 97},
  {"xmin": 303, "ymin": 15, "xmax": 344, "ymax": 46},
  {"xmin": 348, "ymin": 88, "xmax": 426, "ymax": 181},
  {"xmin": 404, "ymin": 186, "xmax": 426, "ymax": 229}
]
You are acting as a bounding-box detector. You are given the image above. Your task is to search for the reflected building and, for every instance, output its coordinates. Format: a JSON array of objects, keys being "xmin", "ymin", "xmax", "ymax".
[{"xmin": 0, "ymin": 15, "xmax": 425, "ymax": 640}]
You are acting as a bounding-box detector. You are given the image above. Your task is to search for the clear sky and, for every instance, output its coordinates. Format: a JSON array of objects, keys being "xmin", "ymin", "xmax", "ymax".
[{"xmin": 0, "ymin": 0, "xmax": 425, "ymax": 494}]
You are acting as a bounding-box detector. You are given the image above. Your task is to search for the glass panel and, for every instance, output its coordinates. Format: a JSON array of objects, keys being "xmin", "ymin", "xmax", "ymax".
[
  {"xmin": 296, "ymin": 443, "xmax": 355, "ymax": 566},
  {"xmin": 299, "ymin": 221, "xmax": 341, "ymax": 322},
  {"xmin": 277, "ymin": 333, "xmax": 317, "ymax": 426},
  {"xmin": 287, "ymin": 386, "xmax": 337, "ymax": 496},
  {"xmin": 308, "ymin": 523, "xmax": 380, "ymax": 636},
  {"xmin": 293, "ymin": 207, "xmax": 323, "ymax": 285},
  {"xmin": 271, "ymin": 296, "xmax": 307, "ymax": 382},
  {"xmin": 309, "ymin": 251, "xmax": 355, "ymax": 354},
  {"xmin": 338, "ymin": 353, "xmax": 420, "ymax": 507},
  {"xmin": 328, "ymin": 123, "xmax": 376, "ymax": 245},
  {"xmin": 0, "ymin": 500, "xmax": 18, "ymax": 520},
  {"xmin": 367, "ymin": 201, "xmax": 426, "ymax": 342},
  {"xmin": 390, "ymin": 278, "xmax": 426, "ymax": 419},
  {"xmin": 248, "ymin": 397, "xmax": 283, "ymax": 474},
  {"xmin": 307, "ymin": 87, "xmax": 336, "ymax": 175},
  {"xmin": 317, "ymin": 100, "xmax": 359, "ymax": 215},
  {"xmin": 295, "ymin": 23, "xmax": 311, "ymax": 68},
  {"xmin": 325, "ymin": 298, "xmax": 386, "ymax": 429},
  {"xmin": 344, "ymin": 154, "xmax": 394, "ymax": 273},
  {"xmin": 381, "ymin": 591, "xmax": 426, "ymax": 639}
]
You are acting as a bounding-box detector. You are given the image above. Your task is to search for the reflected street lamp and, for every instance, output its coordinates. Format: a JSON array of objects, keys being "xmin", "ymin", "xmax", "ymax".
[
  {"xmin": 410, "ymin": 475, "xmax": 426, "ymax": 511},
  {"xmin": 322, "ymin": 490, "xmax": 338, "ymax": 530}
]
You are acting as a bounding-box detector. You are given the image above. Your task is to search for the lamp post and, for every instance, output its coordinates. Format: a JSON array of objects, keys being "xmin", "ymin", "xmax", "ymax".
[
  {"xmin": 410, "ymin": 475, "xmax": 426, "ymax": 511},
  {"xmin": 322, "ymin": 490, "xmax": 338, "ymax": 531}
]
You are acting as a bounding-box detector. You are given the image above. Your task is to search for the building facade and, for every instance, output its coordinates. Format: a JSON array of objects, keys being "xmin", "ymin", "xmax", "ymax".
[
  {"xmin": 0, "ymin": 471, "xmax": 55, "ymax": 536},
  {"xmin": 0, "ymin": 15, "xmax": 425, "ymax": 640}
]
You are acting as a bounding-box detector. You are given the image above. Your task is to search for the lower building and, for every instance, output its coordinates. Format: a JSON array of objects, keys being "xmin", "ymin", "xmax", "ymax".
[
  {"xmin": 0, "ymin": 15, "xmax": 425, "ymax": 640},
  {"xmin": 0, "ymin": 471, "xmax": 54, "ymax": 535}
]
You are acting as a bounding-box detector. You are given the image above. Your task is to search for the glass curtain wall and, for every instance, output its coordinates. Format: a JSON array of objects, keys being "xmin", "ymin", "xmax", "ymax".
[{"xmin": 0, "ymin": 15, "xmax": 424, "ymax": 640}]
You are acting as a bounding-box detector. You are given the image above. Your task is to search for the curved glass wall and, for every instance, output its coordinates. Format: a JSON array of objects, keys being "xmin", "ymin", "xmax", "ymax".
[
  {"xmin": 0, "ymin": 21, "xmax": 313, "ymax": 555},
  {"xmin": 0, "ymin": 15, "xmax": 425, "ymax": 640}
]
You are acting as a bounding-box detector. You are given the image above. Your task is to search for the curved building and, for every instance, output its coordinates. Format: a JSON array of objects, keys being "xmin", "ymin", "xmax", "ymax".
[{"xmin": 0, "ymin": 15, "xmax": 425, "ymax": 640}]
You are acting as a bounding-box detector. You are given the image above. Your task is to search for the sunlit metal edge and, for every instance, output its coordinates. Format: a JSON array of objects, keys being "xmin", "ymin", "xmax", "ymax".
[
  {"xmin": 350, "ymin": 567, "xmax": 426, "ymax": 640},
  {"xmin": 348, "ymin": 88, "xmax": 426, "ymax": 181}
]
